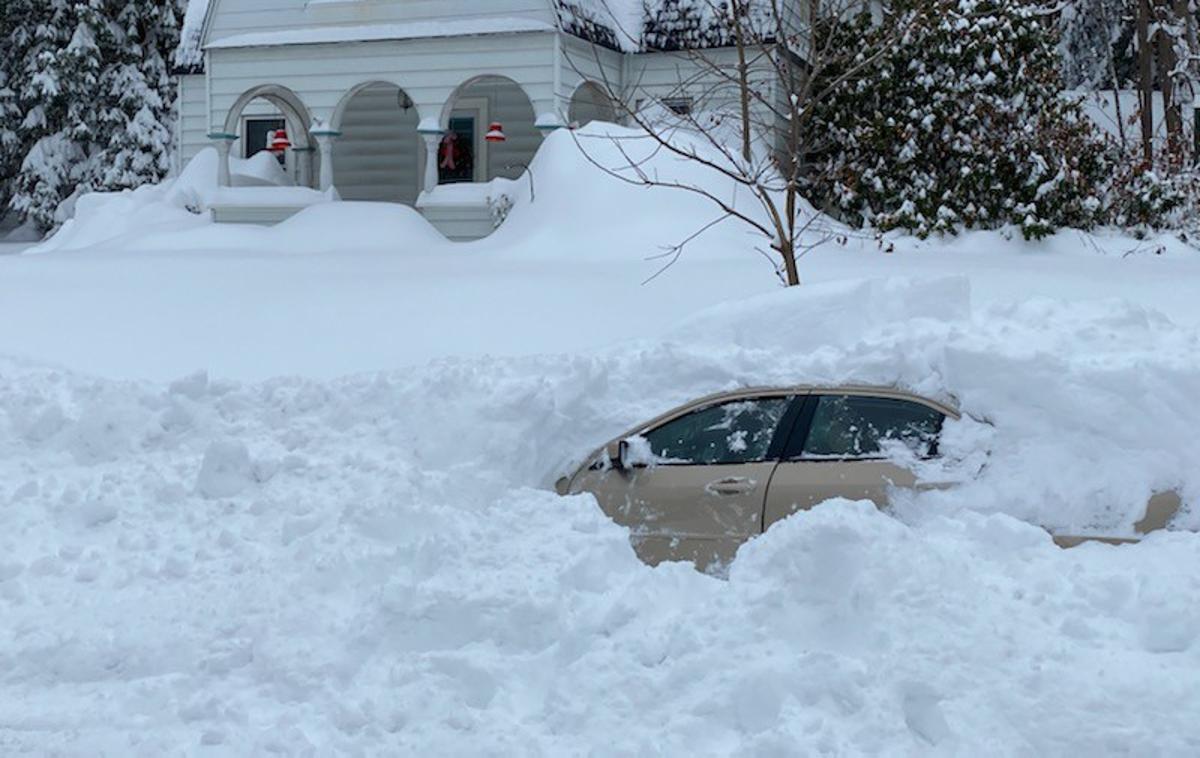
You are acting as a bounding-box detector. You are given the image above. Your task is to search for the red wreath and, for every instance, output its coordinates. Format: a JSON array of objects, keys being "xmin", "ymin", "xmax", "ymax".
[{"xmin": 439, "ymin": 132, "xmax": 472, "ymax": 173}]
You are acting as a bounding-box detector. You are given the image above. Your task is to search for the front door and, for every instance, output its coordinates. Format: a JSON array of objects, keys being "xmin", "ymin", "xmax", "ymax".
[
  {"xmin": 571, "ymin": 395, "xmax": 795, "ymax": 573},
  {"xmin": 763, "ymin": 393, "xmax": 948, "ymax": 529}
]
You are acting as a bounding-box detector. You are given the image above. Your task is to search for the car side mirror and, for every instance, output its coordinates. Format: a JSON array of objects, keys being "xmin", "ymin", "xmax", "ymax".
[{"xmin": 608, "ymin": 439, "xmax": 632, "ymax": 470}]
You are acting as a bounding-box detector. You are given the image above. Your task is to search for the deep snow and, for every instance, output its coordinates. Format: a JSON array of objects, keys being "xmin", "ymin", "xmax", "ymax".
[
  {"xmin": 2, "ymin": 284, "xmax": 1199, "ymax": 754},
  {"xmin": 6, "ymin": 126, "xmax": 1200, "ymax": 382},
  {"xmin": 2, "ymin": 124, "xmax": 1199, "ymax": 754}
]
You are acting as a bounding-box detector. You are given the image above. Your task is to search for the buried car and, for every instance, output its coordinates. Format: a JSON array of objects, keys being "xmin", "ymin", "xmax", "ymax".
[{"xmin": 557, "ymin": 385, "xmax": 1183, "ymax": 572}]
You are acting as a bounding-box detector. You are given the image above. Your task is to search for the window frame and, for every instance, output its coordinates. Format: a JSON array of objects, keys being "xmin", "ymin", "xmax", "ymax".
[
  {"xmin": 780, "ymin": 393, "xmax": 947, "ymax": 463},
  {"xmin": 241, "ymin": 115, "xmax": 287, "ymax": 160}
]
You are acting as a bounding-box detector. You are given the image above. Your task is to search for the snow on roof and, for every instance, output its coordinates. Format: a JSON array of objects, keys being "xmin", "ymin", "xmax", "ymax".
[
  {"xmin": 174, "ymin": 0, "xmax": 210, "ymax": 71},
  {"xmin": 206, "ymin": 18, "xmax": 557, "ymax": 51},
  {"xmin": 556, "ymin": 0, "xmax": 780, "ymax": 52},
  {"xmin": 176, "ymin": 0, "xmax": 774, "ymax": 69},
  {"xmin": 555, "ymin": 0, "xmax": 648, "ymax": 51},
  {"xmin": 642, "ymin": 0, "xmax": 779, "ymax": 51}
]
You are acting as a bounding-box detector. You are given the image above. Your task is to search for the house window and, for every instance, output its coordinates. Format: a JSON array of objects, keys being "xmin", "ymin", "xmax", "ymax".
[
  {"xmin": 661, "ymin": 97, "xmax": 693, "ymax": 116},
  {"xmin": 438, "ymin": 115, "xmax": 477, "ymax": 184},
  {"xmin": 243, "ymin": 117, "xmax": 286, "ymax": 159}
]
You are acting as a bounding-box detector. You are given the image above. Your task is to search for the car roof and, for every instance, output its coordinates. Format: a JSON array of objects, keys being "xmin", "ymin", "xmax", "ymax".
[{"xmin": 668, "ymin": 384, "xmax": 961, "ymax": 420}]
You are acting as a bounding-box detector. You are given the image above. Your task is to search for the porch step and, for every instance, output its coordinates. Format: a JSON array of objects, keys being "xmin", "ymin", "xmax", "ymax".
[
  {"xmin": 210, "ymin": 205, "xmax": 309, "ymax": 225},
  {"xmin": 416, "ymin": 204, "xmax": 496, "ymax": 242}
]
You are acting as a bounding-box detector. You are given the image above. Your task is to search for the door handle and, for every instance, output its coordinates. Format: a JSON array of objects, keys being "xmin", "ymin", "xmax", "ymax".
[{"xmin": 706, "ymin": 477, "xmax": 756, "ymax": 496}]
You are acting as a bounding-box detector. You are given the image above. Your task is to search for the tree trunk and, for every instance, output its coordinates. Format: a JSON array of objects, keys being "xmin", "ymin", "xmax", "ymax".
[
  {"xmin": 1175, "ymin": 0, "xmax": 1197, "ymax": 165},
  {"xmin": 731, "ymin": 0, "xmax": 753, "ymax": 164},
  {"xmin": 1157, "ymin": 0, "xmax": 1182, "ymax": 164},
  {"xmin": 777, "ymin": 237, "xmax": 800, "ymax": 287},
  {"xmin": 1100, "ymin": 1, "xmax": 1126, "ymax": 149},
  {"xmin": 1137, "ymin": 0, "xmax": 1155, "ymax": 167}
]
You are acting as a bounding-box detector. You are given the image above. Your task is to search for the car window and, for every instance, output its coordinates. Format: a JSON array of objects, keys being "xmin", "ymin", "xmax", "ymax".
[
  {"xmin": 641, "ymin": 397, "xmax": 792, "ymax": 465},
  {"xmin": 801, "ymin": 395, "xmax": 944, "ymax": 459}
]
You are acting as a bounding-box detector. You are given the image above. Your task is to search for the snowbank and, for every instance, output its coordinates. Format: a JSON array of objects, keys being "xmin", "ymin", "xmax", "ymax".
[
  {"xmin": 127, "ymin": 201, "xmax": 447, "ymax": 254},
  {"xmin": 31, "ymin": 149, "xmax": 317, "ymax": 254},
  {"xmin": 3, "ymin": 109, "xmax": 1200, "ymax": 754},
  {"xmin": 1, "ymin": 275, "xmax": 1198, "ymax": 752}
]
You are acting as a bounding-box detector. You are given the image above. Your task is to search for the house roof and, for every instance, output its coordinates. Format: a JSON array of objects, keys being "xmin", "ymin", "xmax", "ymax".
[{"xmin": 174, "ymin": 0, "xmax": 776, "ymax": 71}]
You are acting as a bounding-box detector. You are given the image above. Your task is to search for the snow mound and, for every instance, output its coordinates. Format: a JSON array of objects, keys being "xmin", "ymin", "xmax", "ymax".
[
  {"xmin": 482, "ymin": 121, "xmax": 825, "ymax": 263},
  {"xmin": 121, "ymin": 201, "xmax": 447, "ymax": 254},
  {"xmin": 31, "ymin": 148, "xmax": 314, "ymax": 254},
  {"xmin": 2, "ymin": 291, "xmax": 1200, "ymax": 753},
  {"xmin": 0, "ymin": 276, "xmax": 1198, "ymax": 752}
]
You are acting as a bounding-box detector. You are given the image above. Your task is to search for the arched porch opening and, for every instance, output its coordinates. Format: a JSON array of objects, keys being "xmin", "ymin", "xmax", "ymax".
[
  {"xmin": 221, "ymin": 85, "xmax": 316, "ymax": 189},
  {"xmin": 569, "ymin": 82, "xmax": 618, "ymax": 127},
  {"xmin": 330, "ymin": 82, "xmax": 422, "ymax": 205},
  {"xmin": 438, "ymin": 76, "xmax": 539, "ymax": 185}
]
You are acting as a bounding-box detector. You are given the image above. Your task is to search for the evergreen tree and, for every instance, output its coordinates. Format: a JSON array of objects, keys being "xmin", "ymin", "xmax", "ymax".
[
  {"xmin": 0, "ymin": 0, "xmax": 36, "ymax": 216},
  {"xmin": 4, "ymin": 0, "xmax": 183, "ymax": 231},
  {"xmin": 95, "ymin": 1, "xmax": 180, "ymax": 190},
  {"xmin": 11, "ymin": 0, "xmax": 103, "ymax": 229},
  {"xmin": 804, "ymin": 0, "xmax": 1113, "ymax": 240},
  {"xmin": 1058, "ymin": 0, "xmax": 1135, "ymax": 89}
]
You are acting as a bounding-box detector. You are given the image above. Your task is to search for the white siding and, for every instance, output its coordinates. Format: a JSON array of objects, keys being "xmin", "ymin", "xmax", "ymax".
[
  {"xmin": 177, "ymin": 74, "xmax": 210, "ymax": 169},
  {"xmin": 560, "ymin": 34, "xmax": 624, "ymax": 116},
  {"xmin": 628, "ymin": 48, "xmax": 782, "ymax": 130},
  {"xmin": 206, "ymin": 32, "xmax": 560, "ymax": 132},
  {"xmin": 205, "ymin": 0, "xmax": 557, "ymax": 47},
  {"xmin": 333, "ymin": 83, "xmax": 422, "ymax": 204}
]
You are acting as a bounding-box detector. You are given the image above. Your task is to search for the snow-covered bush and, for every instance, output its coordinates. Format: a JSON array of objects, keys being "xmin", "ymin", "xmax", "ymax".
[
  {"xmin": 804, "ymin": 0, "xmax": 1112, "ymax": 240},
  {"xmin": 1106, "ymin": 164, "xmax": 1194, "ymax": 236},
  {"xmin": 487, "ymin": 192, "xmax": 516, "ymax": 229}
]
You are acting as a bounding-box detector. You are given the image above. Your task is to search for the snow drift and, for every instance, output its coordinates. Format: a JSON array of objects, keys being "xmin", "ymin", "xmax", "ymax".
[{"xmin": 1, "ymin": 277, "xmax": 1198, "ymax": 754}]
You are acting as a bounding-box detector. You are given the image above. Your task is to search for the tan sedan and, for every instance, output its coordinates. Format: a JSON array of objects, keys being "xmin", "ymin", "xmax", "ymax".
[{"xmin": 558, "ymin": 385, "xmax": 1182, "ymax": 572}]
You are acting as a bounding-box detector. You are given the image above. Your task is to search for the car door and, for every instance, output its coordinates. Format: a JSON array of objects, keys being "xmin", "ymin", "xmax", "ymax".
[
  {"xmin": 571, "ymin": 394, "xmax": 798, "ymax": 572},
  {"xmin": 763, "ymin": 392, "xmax": 948, "ymax": 529}
]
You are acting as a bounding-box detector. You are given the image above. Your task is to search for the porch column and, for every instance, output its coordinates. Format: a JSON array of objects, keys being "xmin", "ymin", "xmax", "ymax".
[
  {"xmin": 207, "ymin": 132, "xmax": 238, "ymax": 187},
  {"xmin": 292, "ymin": 146, "xmax": 315, "ymax": 189},
  {"xmin": 535, "ymin": 113, "xmax": 567, "ymax": 138},
  {"xmin": 418, "ymin": 125, "xmax": 443, "ymax": 193},
  {"xmin": 311, "ymin": 129, "xmax": 341, "ymax": 193}
]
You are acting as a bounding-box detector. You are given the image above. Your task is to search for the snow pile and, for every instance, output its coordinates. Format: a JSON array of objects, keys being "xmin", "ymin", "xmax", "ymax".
[
  {"xmin": 487, "ymin": 120, "xmax": 794, "ymax": 262},
  {"xmin": 31, "ymin": 149, "xmax": 336, "ymax": 254},
  {"xmin": 0, "ymin": 278, "xmax": 1198, "ymax": 752},
  {"xmin": 32, "ymin": 122, "xmax": 782, "ymax": 262},
  {"xmin": 128, "ymin": 201, "xmax": 447, "ymax": 254}
]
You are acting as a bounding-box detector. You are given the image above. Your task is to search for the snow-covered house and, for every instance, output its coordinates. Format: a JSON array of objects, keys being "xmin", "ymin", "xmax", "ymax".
[{"xmin": 174, "ymin": 0, "xmax": 805, "ymax": 239}]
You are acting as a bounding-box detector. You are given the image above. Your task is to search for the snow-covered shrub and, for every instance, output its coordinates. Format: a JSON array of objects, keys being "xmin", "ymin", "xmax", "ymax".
[
  {"xmin": 487, "ymin": 192, "xmax": 516, "ymax": 229},
  {"xmin": 804, "ymin": 0, "xmax": 1112, "ymax": 240},
  {"xmin": 1106, "ymin": 164, "xmax": 1193, "ymax": 236}
]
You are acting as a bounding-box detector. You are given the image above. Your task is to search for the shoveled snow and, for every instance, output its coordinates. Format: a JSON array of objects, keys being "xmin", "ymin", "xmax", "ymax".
[
  {"xmin": 1, "ymin": 121, "xmax": 1199, "ymax": 753},
  {"xmin": 1, "ymin": 280, "xmax": 1199, "ymax": 753}
]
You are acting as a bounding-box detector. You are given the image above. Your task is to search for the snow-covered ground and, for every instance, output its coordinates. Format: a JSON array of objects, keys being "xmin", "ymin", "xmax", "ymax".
[{"xmin": 2, "ymin": 126, "xmax": 1199, "ymax": 754}]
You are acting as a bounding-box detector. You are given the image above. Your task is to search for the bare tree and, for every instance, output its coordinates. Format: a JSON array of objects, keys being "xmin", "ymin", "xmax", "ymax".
[
  {"xmin": 1133, "ymin": 0, "xmax": 1200, "ymax": 168},
  {"xmin": 564, "ymin": 0, "xmax": 907, "ymax": 287}
]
